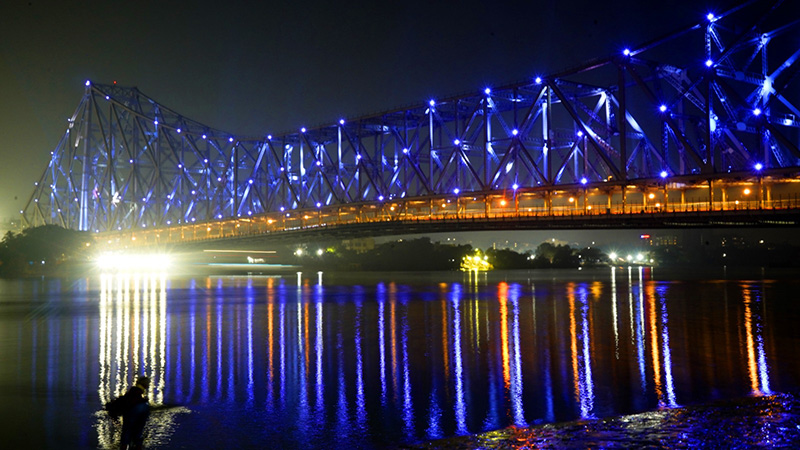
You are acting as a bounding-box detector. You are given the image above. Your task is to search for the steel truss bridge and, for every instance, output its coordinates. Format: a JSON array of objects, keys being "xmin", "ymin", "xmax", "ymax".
[{"xmin": 21, "ymin": 0, "xmax": 800, "ymax": 246}]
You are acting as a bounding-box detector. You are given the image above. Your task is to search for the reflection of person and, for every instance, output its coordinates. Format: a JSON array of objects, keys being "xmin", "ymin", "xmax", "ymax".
[{"xmin": 118, "ymin": 376, "xmax": 151, "ymax": 450}]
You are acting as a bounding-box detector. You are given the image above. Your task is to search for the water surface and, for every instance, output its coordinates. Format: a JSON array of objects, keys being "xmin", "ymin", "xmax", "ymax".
[{"xmin": 1, "ymin": 267, "xmax": 799, "ymax": 448}]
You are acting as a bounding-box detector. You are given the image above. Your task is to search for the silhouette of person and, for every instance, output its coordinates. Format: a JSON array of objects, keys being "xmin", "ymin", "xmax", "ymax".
[{"xmin": 118, "ymin": 376, "xmax": 151, "ymax": 450}]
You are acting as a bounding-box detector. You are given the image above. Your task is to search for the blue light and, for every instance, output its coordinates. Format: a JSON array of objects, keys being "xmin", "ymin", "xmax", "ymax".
[
  {"xmin": 217, "ymin": 177, "xmax": 222, "ymax": 181},
  {"xmin": 623, "ymin": 48, "xmax": 631, "ymax": 56},
  {"xmin": 753, "ymin": 108, "xmax": 762, "ymax": 116},
  {"xmin": 754, "ymin": 162, "xmax": 763, "ymax": 171},
  {"xmin": 267, "ymin": 134, "xmax": 272, "ymax": 140},
  {"xmin": 512, "ymin": 129, "xmax": 519, "ymax": 136},
  {"xmin": 659, "ymin": 104, "xmax": 668, "ymax": 112},
  {"xmin": 248, "ymin": 179, "xmax": 254, "ymax": 184},
  {"xmin": 705, "ymin": 59, "xmax": 713, "ymax": 67},
  {"xmin": 316, "ymin": 161, "xmax": 322, "ymax": 166},
  {"xmin": 577, "ymin": 130, "xmax": 584, "ymax": 137},
  {"xmin": 204, "ymin": 158, "xmax": 208, "ymax": 163},
  {"xmin": 129, "ymin": 159, "xmax": 133, "ymax": 164},
  {"xmin": 484, "ymin": 88, "xmax": 491, "ymax": 95},
  {"xmin": 535, "ymin": 77, "xmax": 542, "ymax": 84},
  {"xmin": 280, "ymin": 206, "xmax": 285, "ymax": 212},
  {"xmin": 316, "ymin": 202, "xmax": 321, "ymax": 208},
  {"xmin": 454, "ymin": 139, "xmax": 460, "ymax": 145},
  {"xmin": 512, "ymin": 183, "xmax": 519, "ymax": 190},
  {"xmin": 402, "ymin": 148, "xmax": 409, "ymax": 154},
  {"xmin": 217, "ymin": 214, "xmax": 223, "ymax": 219},
  {"xmin": 453, "ymin": 188, "xmax": 460, "ymax": 195},
  {"xmin": 85, "ymin": 80, "xmax": 90, "ymax": 86},
  {"xmin": 339, "ymin": 119, "xmax": 345, "ymax": 125},
  {"xmin": 191, "ymin": 217, "xmax": 196, "ymax": 222},
  {"xmin": 378, "ymin": 195, "xmax": 384, "ymax": 201},
  {"xmin": 660, "ymin": 170, "xmax": 668, "ymax": 178},
  {"xmin": 178, "ymin": 164, "xmax": 182, "ymax": 168},
  {"xmin": 706, "ymin": 12, "xmax": 715, "ymax": 21},
  {"xmin": 301, "ymin": 127, "xmax": 306, "ymax": 133},
  {"xmin": 580, "ymin": 177, "xmax": 588, "ymax": 185},
  {"xmin": 105, "ymin": 96, "xmax": 110, "ymax": 100},
  {"xmin": 154, "ymin": 120, "xmax": 159, "ymax": 125},
  {"xmin": 248, "ymin": 211, "xmax": 253, "ymax": 215},
  {"xmin": 166, "ymin": 220, "xmax": 171, "ymax": 225},
  {"xmin": 229, "ymin": 137, "xmax": 234, "ymax": 142},
  {"xmin": 202, "ymin": 134, "xmax": 207, "ymax": 139},
  {"xmin": 429, "ymin": 99, "xmax": 435, "ymax": 107},
  {"xmin": 176, "ymin": 128, "xmax": 181, "ymax": 133},
  {"xmin": 191, "ymin": 190, "xmax": 196, "ymax": 195}
]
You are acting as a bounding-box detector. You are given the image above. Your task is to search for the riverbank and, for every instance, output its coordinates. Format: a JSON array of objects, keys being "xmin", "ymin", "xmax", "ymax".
[{"xmin": 401, "ymin": 393, "xmax": 800, "ymax": 449}]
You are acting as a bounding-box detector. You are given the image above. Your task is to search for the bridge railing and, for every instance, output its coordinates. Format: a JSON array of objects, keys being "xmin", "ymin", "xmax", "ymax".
[{"xmin": 94, "ymin": 189, "xmax": 800, "ymax": 249}]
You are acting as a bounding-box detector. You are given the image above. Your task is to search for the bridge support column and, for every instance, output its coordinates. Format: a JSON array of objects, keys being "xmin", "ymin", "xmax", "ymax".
[
  {"xmin": 606, "ymin": 191, "xmax": 612, "ymax": 214},
  {"xmin": 720, "ymin": 186, "xmax": 727, "ymax": 210},
  {"xmin": 621, "ymin": 185, "xmax": 627, "ymax": 213},
  {"xmin": 708, "ymin": 180, "xmax": 715, "ymax": 211}
]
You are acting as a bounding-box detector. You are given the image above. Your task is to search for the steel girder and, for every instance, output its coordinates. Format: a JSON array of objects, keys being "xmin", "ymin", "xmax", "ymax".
[{"xmin": 22, "ymin": 0, "xmax": 800, "ymax": 232}]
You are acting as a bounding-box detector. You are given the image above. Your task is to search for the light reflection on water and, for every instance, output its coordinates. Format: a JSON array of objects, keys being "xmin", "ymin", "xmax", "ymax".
[{"xmin": 0, "ymin": 268, "xmax": 795, "ymax": 449}]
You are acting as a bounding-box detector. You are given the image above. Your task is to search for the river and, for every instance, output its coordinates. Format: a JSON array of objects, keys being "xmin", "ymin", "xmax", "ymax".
[{"xmin": 1, "ymin": 267, "xmax": 799, "ymax": 448}]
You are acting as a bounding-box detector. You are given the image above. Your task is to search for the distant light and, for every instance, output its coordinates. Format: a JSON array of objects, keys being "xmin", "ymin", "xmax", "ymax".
[
  {"xmin": 754, "ymin": 162, "xmax": 763, "ymax": 171},
  {"xmin": 512, "ymin": 183, "xmax": 519, "ymax": 190},
  {"xmin": 154, "ymin": 120, "xmax": 159, "ymax": 125},
  {"xmin": 744, "ymin": 188, "xmax": 751, "ymax": 195},
  {"xmin": 191, "ymin": 217, "xmax": 196, "ymax": 222},
  {"xmin": 229, "ymin": 137, "xmax": 234, "ymax": 142},
  {"xmin": 705, "ymin": 59, "xmax": 713, "ymax": 67},
  {"xmin": 402, "ymin": 148, "xmax": 409, "ymax": 154},
  {"xmin": 217, "ymin": 214, "xmax": 223, "ymax": 219},
  {"xmin": 512, "ymin": 129, "xmax": 519, "ymax": 136},
  {"xmin": 577, "ymin": 130, "xmax": 583, "ymax": 137},
  {"xmin": 267, "ymin": 134, "xmax": 272, "ymax": 140},
  {"xmin": 339, "ymin": 119, "xmax": 345, "ymax": 125},
  {"xmin": 105, "ymin": 96, "xmax": 110, "ymax": 100},
  {"xmin": 706, "ymin": 12, "xmax": 715, "ymax": 21},
  {"xmin": 280, "ymin": 206, "xmax": 285, "ymax": 211},
  {"xmin": 178, "ymin": 164, "xmax": 182, "ymax": 168},
  {"xmin": 191, "ymin": 190, "xmax": 196, "ymax": 195},
  {"xmin": 202, "ymin": 134, "xmax": 207, "ymax": 139},
  {"xmin": 453, "ymin": 188, "xmax": 460, "ymax": 195},
  {"xmin": 85, "ymin": 80, "xmax": 91, "ymax": 86},
  {"xmin": 316, "ymin": 202, "xmax": 321, "ymax": 208},
  {"xmin": 248, "ymin": 179, "xmax": 254, "ymax": 184},
  {"xmin": 429, "ymin": 99, "xmax": 435, "ymax": 107},
  {"xmin": 580, "ymin": 177, "xmax": 588, "ymax": 185},
  {"xmin": 316, "ymin": 161, "xmax": 321, "ymax": 166},
  {"xmin": 534, "ymin": 77, "xmax": 542, "ymax": 84},
  {"xmin": 248, "ymin": 211, "xmax": 252, "ymax": 215},
  {"xmin": 785, "ymin": 118, "xmax": 793, "ymax": 126},
  {"xmin": 659, "ymin": 104, "xmax": 668, "ymax": 112},
  {"xmin": 609, "ymin": 252, "xmax": 617, "ymax": 260},
  {"xmin": 176, "ymin": 128, "xmax": 181, "ymax": 133},
  {"xmin": 217, "ymin": 177, "xmax": 222, "ymax": 182},
  {"xmin": 660, "ymin": 170, "xmax": 668, "ymax": 178},
  {"xmin": 623, "ymin": 48, "xmax": 631, "ymax": 56},
  {"xmin": 753, "ymin": 108, "xmax": 762, "ymax": 116},
  {"xmin": 204, "ymin": 158, "xmax": 208, "ymax": 163},
  {"xmin": 454, "ymin": 139, "xmax": 460, "ymax": 145},
  {"xmin": 301, "ymin": 127, "xmax": 306, "ymax": 133},
  {"xmin": 484, "ymin": 88, "xmax": 491, "ymax": 95},
  {"xmin": 378, "ymin": 195, "xmax": 384, "ymax": 201}
]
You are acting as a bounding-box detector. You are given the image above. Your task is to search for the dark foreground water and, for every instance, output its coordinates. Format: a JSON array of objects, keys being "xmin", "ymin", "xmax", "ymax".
[{"xmin": 1, "ymin": 267, "xmax": 800, "ymax": 449}]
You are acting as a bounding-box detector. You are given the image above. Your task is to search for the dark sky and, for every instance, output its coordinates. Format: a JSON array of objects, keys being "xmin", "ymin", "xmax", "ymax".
[{"xmin": 0, "ymin": 0, "xmax": 743, "ymax": 224}]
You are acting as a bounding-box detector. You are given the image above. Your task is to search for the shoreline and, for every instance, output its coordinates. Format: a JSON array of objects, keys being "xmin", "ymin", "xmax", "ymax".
[{"xmin": 400, "ymin": 393, "xmax": 800, "ymax": 449}]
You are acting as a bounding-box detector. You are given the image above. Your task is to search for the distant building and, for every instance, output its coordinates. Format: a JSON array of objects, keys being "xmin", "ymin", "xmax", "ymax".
[
  {"xmin": 341, "ymin": 237, "xmax": 375, "ymax": 253},
  {"xmin": 642, "ymin": 234, "xmax": 679, "ymax": 247}
]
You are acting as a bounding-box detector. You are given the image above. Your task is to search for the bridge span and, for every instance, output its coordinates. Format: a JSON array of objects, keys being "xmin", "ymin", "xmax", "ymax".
[{"xmin": 20, "ymin": 1, "xmax": 800, "ymax": 245}]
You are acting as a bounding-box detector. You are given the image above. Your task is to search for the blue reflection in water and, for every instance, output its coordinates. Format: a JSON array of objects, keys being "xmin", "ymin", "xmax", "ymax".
[
  {"xmin": 508, "ymin": 283, "xmax": 526, "ymax": 427},
  {"xmin": 399, "ymin": 285, "xmax": 415, "ymax": 441},
  {"xmin": 635, "ymin": 268, "xmax": 647, "ymax": 395},
  {"xmin": 354, "ymin": 289, "xmax": 367, "ymax": 429},
  {"xmin": 657, "ymin": 285, "xmax": 678, "ymax": 408},
  {"xmin": 377, "ymin": 282, "xmax": 387, "ymax": 404},
  {"xmin": 577, "ymin": 284, "xmax": 595, "ymax": 419},
  {"xmin": 452, "ymin": 283, "xmax": 467, "ymax": 435}
]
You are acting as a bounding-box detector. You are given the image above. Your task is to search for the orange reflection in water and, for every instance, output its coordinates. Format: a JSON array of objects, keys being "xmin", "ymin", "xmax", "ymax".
[
  {"xmin": 646, "ymin": 283, "xmax": 663, "ymax": 403},
  {"xmin": 498, "ymin": 282, "xmax": 511, "ymax": 390}
]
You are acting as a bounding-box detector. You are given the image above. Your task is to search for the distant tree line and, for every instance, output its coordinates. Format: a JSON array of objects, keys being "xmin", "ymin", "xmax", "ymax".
[
  {"xmin": 298, "ymin": 237, "xmax": 609, "ymax": 271},
  {"xmin": 0, "ymin": 225, "xmax": 92, "ymax": 277}
]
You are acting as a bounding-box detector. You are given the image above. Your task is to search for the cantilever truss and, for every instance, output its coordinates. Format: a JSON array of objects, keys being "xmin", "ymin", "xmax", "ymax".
[{"xmin": 23, "ymin": 0, "xmax": 800, "ymax": 232}]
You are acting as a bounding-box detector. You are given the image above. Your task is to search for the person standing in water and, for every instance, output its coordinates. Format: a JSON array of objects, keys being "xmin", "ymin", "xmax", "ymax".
[{"xmin": 111, "ymin": 376, "xmax": 151, "ymax": 450}]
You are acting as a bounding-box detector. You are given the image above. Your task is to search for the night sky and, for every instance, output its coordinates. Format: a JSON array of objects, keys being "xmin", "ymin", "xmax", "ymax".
[{"xmin": 0, "ymin": 0, "xmax": 744, "ymax": 237}]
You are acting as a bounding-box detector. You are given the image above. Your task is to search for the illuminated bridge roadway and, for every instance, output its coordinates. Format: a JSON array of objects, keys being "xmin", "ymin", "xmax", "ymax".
[{"xmin": 19, "ymin": 0, "xmax": 800, "ymax": 250}]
